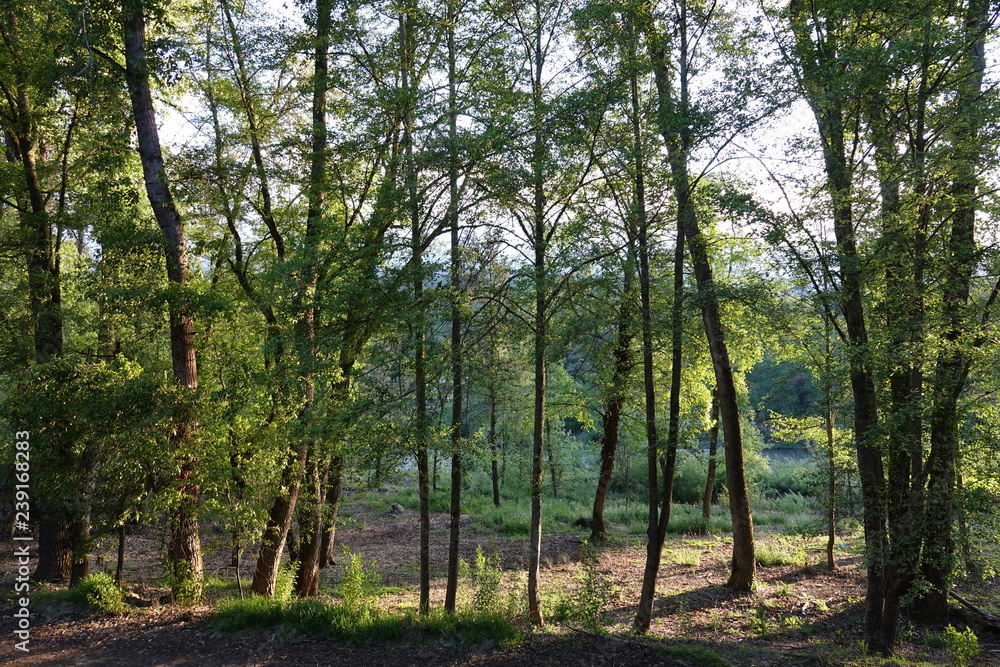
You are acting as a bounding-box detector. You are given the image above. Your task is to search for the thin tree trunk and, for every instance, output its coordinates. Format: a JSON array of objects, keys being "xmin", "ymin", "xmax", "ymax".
[
  {"xmin": 527, "ymin": 0, "xmax": 547, "ymax": 625},
  {"xmin": 823, "ymin": 325, "xmax": 836, "ymax": 570},
  {"xmin": 398, "ymin": 7, "xmax": 431, "ymax": 614},
  {"xmin": 546, "ymin": 418, "xmax": 559, "ymax": 500},
  {"xmin": 490, "ymin": 390, "xmax": 501, "ymax": 507},
  {"xmin": 701, "ymin": 388, "xmax": 719, "ymax": 522},
  {"xmin": 319, "ymin": 456, "xmax": 343, "ymax": 569},
  {"xmin": 592, "ymin": 271, "xmax": 634, "ymax": 542},
  {"xmin": 645, "ymin": 0, "xmax": 754, "ymax": 593},
  {"xmin": 633, "ymin": 12, "xmax": 670, "ymax": 627},
  {"xmin": 122, "ymin": 0, "xmax": 202, "ymax": 599},
  {"xmin": 444, "ymin": 2, "xmax": 463, "ymax": 611},
  {"xmin": 116, "ymin": 524, "xmax": 126, "ymax": 587}
]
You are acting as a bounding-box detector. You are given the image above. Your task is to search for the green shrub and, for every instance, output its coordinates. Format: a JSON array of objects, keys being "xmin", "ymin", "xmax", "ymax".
[
  {"xmin": 546, "ymin": 542, "xmax": 617, "ymax": 631},
  {"xmin": 756, "ymin": 460, "xmax": 819, "ymax": 498},
  {"xmin": 69, "ymin": 573, "xmax": 127, "ymax": 614},
  {"xmin": 336, "ymin": 551, "xmax": 382, "ymax": 613},
  {"xmin": 274, "ymin": 560, "xmax": 296, "ymax": 603},
  {"xmin": 671, "ymin": 451, "xmax": 714, "ymax": 505},
  {"xmin": 930, "ymin": 624, "xmax": 979, "ymax": 667},
  {"xmin": 469, "ymin": 545, "xmax": 505, "ymax": 616}
]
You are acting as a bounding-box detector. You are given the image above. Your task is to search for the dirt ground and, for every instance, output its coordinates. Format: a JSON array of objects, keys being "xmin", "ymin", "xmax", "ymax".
[{"xmin": 2, "ymin": 496, "xmax": 999, "ymax": 666}]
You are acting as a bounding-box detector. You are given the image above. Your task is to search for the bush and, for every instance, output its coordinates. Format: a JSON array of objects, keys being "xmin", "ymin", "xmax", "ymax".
[
  {"xmin": 929, "ymin": 624, "xmax": 979, "ymax": 667},
  {"xmin": 274, "ymin": 560, "xmax": 296, "ymax": 603},
  {"xmin": 336, "ymin": 551, "xmax": 381, "ymax": 614},
  {"xmin": 547, "ymin": 542, "xmax": 617, "ymax": 631},
  {"xmin": 469, "ymin": 545, "xmax": 505, "ymax": 616},
  {"xmin": 69, "ymin": 573, "xmax": 127, "ymax": 614},
  {"xmin": 672, "ymin": 451, "xmax": 714, "ymax": 505}
]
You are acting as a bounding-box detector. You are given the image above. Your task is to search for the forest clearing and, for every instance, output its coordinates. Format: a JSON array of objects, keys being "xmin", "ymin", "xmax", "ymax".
[{"xmin": 3, "ymin": 468, "xmax": 1000, "ymax": 666}]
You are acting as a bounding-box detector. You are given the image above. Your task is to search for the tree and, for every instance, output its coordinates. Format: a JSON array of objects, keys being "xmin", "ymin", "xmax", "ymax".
[
  {"xmin": 122, "ymin": 0, "xmax": 204, "ymax": 599},
  {"xmin": 640, "ymin": 0, "xmax": 759, "ymax": 596}
]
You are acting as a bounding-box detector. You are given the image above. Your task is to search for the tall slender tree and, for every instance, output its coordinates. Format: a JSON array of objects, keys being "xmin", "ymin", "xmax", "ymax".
[{"xmin": 122, "ymin": 0, "xmax": 204, "ymax": 599}]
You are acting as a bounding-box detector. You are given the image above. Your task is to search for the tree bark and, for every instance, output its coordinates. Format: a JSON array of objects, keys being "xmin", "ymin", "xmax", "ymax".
[
  {"xmin": 787, "ymin": 2, "xmax": 886, "ymax": 649},
  {"xmin": 645, "ymin": 0, "xmax": 754, "ymax": 593},
  {"xmin": 527, "ymin": 0, "xmax": 547, "ymax": 625},
  {"xmin": 2, "ymin": 7, "xmax": 68, "ymax": 581},
  {"xmin": 591, "ymin": 271, "xmax": 633, "ymax": 541},
  {"xmin": 490, "ymin": 390, "xmax": 501, "ymax": 507},
  {"xmin": 702, "ymin": 388, "xmax": 719, "ymax": 522},
  {"xmin": 633, "ymin": 12, "xmax": 671, "ymax": 628},
  {"xmin": 918, "ymin": 0, "xmax": 986, "ymax": 620},
  {"xmin": 123, "ymin": 0, "xmax": 202, "ymax": 599},
  {"xmin": 251, "ymin": 447, "xmax": 308, "ymax": 596},
  {"xmin": 444, "ymin": 3, "xmax": 463, "ymax": 611}
]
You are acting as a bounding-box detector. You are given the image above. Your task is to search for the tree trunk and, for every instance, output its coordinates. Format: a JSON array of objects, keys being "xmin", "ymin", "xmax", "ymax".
[
  {"xmin": 546, "ymin": 418, "xmax": 558, "ymax": 500},
  {"xmin": 645, "ymin": 0, "xmax": 754, "ymax": 593},
  {"xmin": 398, "ymin": 6, "xmax": 431, "ymax": 614},
  {"xmin": 588, "ymin": 240, "xmax": 636, "ymax": 545},
  {"xmin": 787, "ymin": 3, "xmax": 885, "ymax": 649},
  {"xmin": 702, "ymin": 388, "xmax": 719, "ymax": 522},
  {"xmin": 444, "ymin": 5, "xmax": 463, "ymax": 612},
  {"xmin": 319, "ymin": 456, "xmax": 343, "ymax": 569},
  {"xmin": 823, "ymin": 329, "xmax": 836, "ymax": 570},
  {"xmin": 295, "ymin": 455, "xmax": 328, "ymax": 597},
  {"xmin": 526, "ymin": 1, "xmax": 547, "ymax": 625},
  {"xmin": 251, "ymin": 447, "xmax": 308, "ymax": 596},
  {"xmin": 3, "ymin": 12, "xmax": 67, "ymax": 581},
  {"xmin": 633, "ymin": 15, "xmax": 670, "ymax": 628},
  {"xmin": 34, "ymin": 512, "xmax": 72, "ymax": 583},
  {"xmin": 123, "ymin": 0, "xmax": 202, "ymax": 600},
  {"xmin": 490, "ymin": 391, "xmax": 501, "ymax": 507}
]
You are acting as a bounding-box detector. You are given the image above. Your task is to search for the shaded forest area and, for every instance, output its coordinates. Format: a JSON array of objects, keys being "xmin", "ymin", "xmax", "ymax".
[{"xmin": 3, "ymin": 0, "xmax": 1000, "ymax": 663}]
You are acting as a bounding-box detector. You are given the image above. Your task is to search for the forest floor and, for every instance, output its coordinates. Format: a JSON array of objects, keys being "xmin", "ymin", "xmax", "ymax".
[{"xmin": 2, "ymin": 489, "xmax": 1000, "ymax": 666}]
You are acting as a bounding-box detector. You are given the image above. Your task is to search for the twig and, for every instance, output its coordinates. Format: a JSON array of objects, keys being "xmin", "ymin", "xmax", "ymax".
[{"xmin": 950, "ymin": 590, "xmax": 999, "ymax": 622}]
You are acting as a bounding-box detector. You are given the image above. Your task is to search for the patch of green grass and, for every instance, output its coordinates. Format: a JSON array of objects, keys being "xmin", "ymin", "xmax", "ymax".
[
  {"xmin": 419, "ymin": 608, "xmax": 523, "ymax": 648},
  {"xmin": 671, "ymin": 548, "xmax": 701, "ymax": 567},
  {"xmin": 212, "ymin": 596, "xmax": 286, "ymax": 632},
  {"xmin": 203, "ymin": 574, "xmax": 241, "ymax": 598},
  {"xmin": 478, "ymin": 505, "xmax": 532, "ymax": 537},
  {"xmin": 212, "ymin": 597, "xmax": 523, "ymax": 647},
  {"xmin": 755, "ymin": 542, "xmax": 805, "ymax": 567},
  {"xmin": 774, "ymin": 581, "xmax": 794, "ymax": 597},
  {"xmin": 667, "ymin": 506, "xmax": 731, "ymax": 535}
]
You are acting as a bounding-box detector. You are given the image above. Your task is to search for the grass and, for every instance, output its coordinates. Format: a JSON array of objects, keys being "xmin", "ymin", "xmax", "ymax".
[
  {"xmin": 671, "ymin": 548, "xmax": 702, "ymax": 567},
  {"xmin": 212, "ymin": 598, "xmax": 523, "ymax": 647},
  {"xmin": 755, "ymin": 540, "xmax": 806, "ymax": 567}
]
